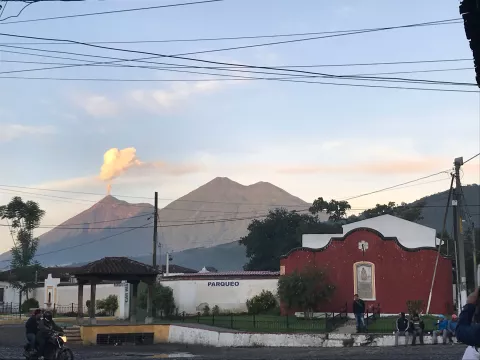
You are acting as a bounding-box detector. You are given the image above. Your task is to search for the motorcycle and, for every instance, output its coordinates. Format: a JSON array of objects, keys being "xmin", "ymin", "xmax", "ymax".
[{"xmin": 24, "ymin": 332, "xmax": 74, "ymax": 360}]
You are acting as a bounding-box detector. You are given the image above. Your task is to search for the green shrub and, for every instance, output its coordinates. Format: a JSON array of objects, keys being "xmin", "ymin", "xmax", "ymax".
[
  {"xmin": 96, "ymin": 295, "xmax": 119, "ymax": 316},
  {"xmin": 278, "ymin": 266, "xmax": 335, "ymax": 319},
  {"xmin": 246, "ymin": 290, "xmax": 278, "ymax": 315},
  {"xmin": 202, "ymin": 304, "xmax": 210, "ymax": 316},
  {"xmin": 21, "ymin": 298, "xmax": 39, "ymax": 314},
  {"xmin": 139, "ymin": 284, "xmax": 176, "ymax": 317},
  {"xmin": 212, "ymin": 305, "xmax": 220, "ymax": 315}
]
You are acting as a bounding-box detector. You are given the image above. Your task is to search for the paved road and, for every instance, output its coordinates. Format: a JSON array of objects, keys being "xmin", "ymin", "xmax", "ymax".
[
  {"xmin": 0, "ymin": 344, "xmax": 468, "ymax": 360},
  {"xmin": 0, "ymin": 326, "xmax": 468, "ymax": 359}
]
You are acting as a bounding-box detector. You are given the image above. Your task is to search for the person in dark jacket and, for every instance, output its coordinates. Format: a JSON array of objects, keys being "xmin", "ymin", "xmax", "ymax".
[
  {"xmin": 25, "ymin": 309, "xmax": 42, "ymax": 352},
  {"xmin": 410, "ymin": 312, "xmax": 425, "ymax": 345},
  {"xmin": 456, "ymin": 287, "xmax": 480, "ymax": 346},
  {"xmin": 37, "ymin": 311, "xmax": 63, "ymax": 360},
  {"xmin": 353, "ymin": 294, "xmax": 366, "ymax": 332},
  {"xmin": 394, "ymin": 312, "xmax": 410, "ymax": 346}
]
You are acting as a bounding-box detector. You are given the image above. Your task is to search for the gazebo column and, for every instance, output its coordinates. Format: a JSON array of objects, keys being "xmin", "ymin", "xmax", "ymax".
[
  {"xmin": 89, "ymin": 281, "xmax": 97, "ymax": 325},
  {"xmin": 130, "ymin": 281, "xmax": 139, "ymax": 324},
  {"xmin": 77, "ymin": 281, "xmax": 84, "ymax": 325},
  {"xmin": 145, "ymin": 282, "xmax": 154, "ymax": 324}
]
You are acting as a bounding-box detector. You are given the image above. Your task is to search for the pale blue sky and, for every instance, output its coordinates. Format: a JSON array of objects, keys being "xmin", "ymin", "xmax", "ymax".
[{"xmin": 0, "ymin": 0, "xmax": 479, "ymax": 251}]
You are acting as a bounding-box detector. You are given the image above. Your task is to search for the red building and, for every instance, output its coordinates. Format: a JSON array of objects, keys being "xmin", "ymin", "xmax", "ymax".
[{"xmin": 280, "ymin": 227, "xmax": 453, "ymax": 315}]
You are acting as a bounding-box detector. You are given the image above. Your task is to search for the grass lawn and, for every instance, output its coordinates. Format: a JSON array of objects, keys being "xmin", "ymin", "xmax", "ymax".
[{"xmin": 158, "ymin": 314, "xmax": 328, "ymax": 333}]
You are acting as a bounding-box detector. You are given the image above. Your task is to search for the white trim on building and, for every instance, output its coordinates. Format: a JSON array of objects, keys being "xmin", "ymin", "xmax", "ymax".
[{"xmin": 303, "ymin": 215, "xmax": 441, "ymax": 250}]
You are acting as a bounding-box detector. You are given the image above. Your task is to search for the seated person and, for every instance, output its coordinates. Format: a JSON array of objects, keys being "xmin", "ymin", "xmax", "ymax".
[
  {"xmin": 394, "ymin": 312, "xmax": 410, "ymax": 346},
  {"xmin": 433, "ymin": 315, "xmax": 449, "ymax": 344},
  {"xmin": 410, "ymin": 312, "xmax": 425, "ymax": 345},
  {"xmin": 25, "ymin": 309, "xmax": 42, "ymax": 353},
  {"xmin": 444, "ymin": 314, "xmax": 458, "ymax": 344}
]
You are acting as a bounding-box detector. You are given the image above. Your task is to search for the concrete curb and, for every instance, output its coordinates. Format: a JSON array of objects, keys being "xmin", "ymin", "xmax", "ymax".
[{"xmin": 167, "ymin": 325, "xmax": 454, "ymax": 347}]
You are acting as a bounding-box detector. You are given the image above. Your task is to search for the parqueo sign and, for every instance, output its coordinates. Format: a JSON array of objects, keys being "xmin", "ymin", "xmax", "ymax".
[{"xmin": 207, "ymin": 281, "xmax": 240, "ymax": 287}]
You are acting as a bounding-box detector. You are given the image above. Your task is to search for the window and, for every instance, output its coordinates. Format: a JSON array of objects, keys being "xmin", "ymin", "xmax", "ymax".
[{"xmin": 0, "ymin": 287, "xmax": 4, "ymax": 303}]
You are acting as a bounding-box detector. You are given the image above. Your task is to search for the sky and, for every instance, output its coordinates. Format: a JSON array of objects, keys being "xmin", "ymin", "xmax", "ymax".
[{"xmin": 0, "ymin": 0, "xmax": 479, "ymax": 253}]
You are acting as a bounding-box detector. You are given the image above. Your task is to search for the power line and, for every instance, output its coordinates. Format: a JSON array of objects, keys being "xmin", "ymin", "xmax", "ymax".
[
  {"xmin": 0, "ymin": 212, "xmax": 285, "ymax": 230},
  {"xmin": 0, "ymin": 28, "xmax": 478, "ymax": 90},
  {"xmin": 38, "ymin": 213, "xmax": 154, "ymax": 227},
  {"xmin": 31, "ymin": 221, "xmax": 154, "ymax": 259},
  {"xmin": 464, "ymin": 153, "xmax": 480, "ymax": 164},
  {"xmin": 0, "ymin": 57, "xmax": 474, "ymax": 77},
  {"xmin": 1, "ymin": 75, "xmax": 478, "ymax": 93},
  {"xmin": 0, "ymin": 0, "xmax": 224, "ymax": 25},
  {"xmin": 342, "ymin": 170, "xmax": 452, "ymax": 201},
  {"xmin": 24, "ymin": 205, "xmax": 480, "ymax": 227},
  {"xmin": 7, "ymin": 203, "xmax": 478, "ymax": 231},
  {"xmin": 0, "ymin": 171, "xmax": 470, "ymax": 259},
  {"xmin": 0, "ymin": 1, "xmax": 9, "ymax": 19},
  {"xmin": 0, "ymin": 18, "xmax": 461, "ymax": 43},
  {"xmin": 0, "ymin": 175, "xmax": 463, "ymax": 207},
  {"xmin": 0, "ymin": 44, "xmax": 475, "ymax": 90},
  {"xmin": 175, "ymin": 20, "xmax": 463, "ymax": 58},
  {"xmin": 0, "ymin": 46, "xmax": 473, "ymax": 69},
  {"xmin": 0, "ymin": 1, "xmax": 35, "ymax": 22},
  {"xmin": 0, "ymin": 49, "xmax": 476, "ymax": 89}
]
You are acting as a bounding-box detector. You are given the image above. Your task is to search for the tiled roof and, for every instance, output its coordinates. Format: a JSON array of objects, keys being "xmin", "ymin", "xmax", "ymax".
[
  {"xmin": 166, "ymin": 270, "xmax": 280, "ymax": 277},
  {"xmin": 73, "ymin": 257, "xmax": 158, "ymax": 276},
  {"xmin": 161, "ymin": 264, "xmax": 197, "ymax": 274},
  {"xmin": 0, "ymin": 266, "xmax": 80, "ymax": 282}
]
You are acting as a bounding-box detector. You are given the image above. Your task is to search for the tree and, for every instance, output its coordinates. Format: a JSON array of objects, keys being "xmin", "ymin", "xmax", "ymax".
[
  {"xmin": 346, "ymin": 200, "xmax": 425, "ymax": 224},
  {"xmin": 139, "ymin": 283, "xmax": 175, "ymax": 316},
  {"xmin": 0, "ymin": 197, "xmax": 45, "ymax": 307},
  {"xmin": 277, "ymin": 265, "xmax": 335, "ymax": 318},
  {"xmin": 309, "ymin": 197, "xmax": 351, "ymax": 222},
  {"xmin": 96, "ymin": 295, "xmax": 119, "ymax": 316},
  {"xmin": 246, "ymin": 290, "xmax": 278, "ymax": 315},
  {"xmin": 240, "ymin": 208, "xmax": 340, "ymax": 271}
]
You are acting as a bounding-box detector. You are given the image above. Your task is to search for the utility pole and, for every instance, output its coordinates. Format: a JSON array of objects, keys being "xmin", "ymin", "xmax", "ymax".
[
  {"xmin": 453, "ymin": 157, "xmax": 468, "ymax": 308},
  {"xmin": 472, "ymin": 221, "xmax": 478, "ymax": 287},
  {"xmin": 153, "ymin": 192, "xmax": 158, "ymax": 268}
]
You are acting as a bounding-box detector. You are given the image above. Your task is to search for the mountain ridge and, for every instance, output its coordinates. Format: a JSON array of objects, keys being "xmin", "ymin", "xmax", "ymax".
[
  {"xmin": 0, "ymin": 177, "xmax": 313, "ymax": 265},
  {"xmin": 1, "ymin": 179, "xmax": 477, "ymax": 271}
]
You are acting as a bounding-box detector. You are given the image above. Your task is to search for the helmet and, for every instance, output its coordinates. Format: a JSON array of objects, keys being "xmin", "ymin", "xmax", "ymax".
[{"xmin": 43, "ymin": 311, "xmax": 53, "ymax": 322}]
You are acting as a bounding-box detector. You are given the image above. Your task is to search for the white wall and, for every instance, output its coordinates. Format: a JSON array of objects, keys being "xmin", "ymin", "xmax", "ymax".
[
  {"xmin": 0, "ymin": 281, "xmax": 129, "ymax": 319},
  {"xmin": 52, "ymin": 283, "xmax": 128, "ymax": 318},
  {"xmin": 0, "ymin": 281, "xmax": 20, "ymax": 304},
  {"xmin": 303, "ymin": 215, "xmax": 439, "ymax": 250},
  {"xmin": 162, "ymin": 278, "xmax": 278, "ymax": 314}
]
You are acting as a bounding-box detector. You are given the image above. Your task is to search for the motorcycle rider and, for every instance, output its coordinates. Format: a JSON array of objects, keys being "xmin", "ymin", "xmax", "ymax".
[
  {"xmin": 37, "ymin": 311, "xmax": 63, "ymax": 360},
  {"xmin": 25, "ymin": 309, "xmax": 42, "ymax": 353}
]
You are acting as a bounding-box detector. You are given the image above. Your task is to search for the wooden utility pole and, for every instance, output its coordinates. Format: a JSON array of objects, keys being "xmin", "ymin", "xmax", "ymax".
[
  {"xmin": 453, "ymin": 157, "xmax": 468, "ymax": 308},
  {"xmin": 153, "ymin": 192, "xmax": 158, "ymax": 268}
]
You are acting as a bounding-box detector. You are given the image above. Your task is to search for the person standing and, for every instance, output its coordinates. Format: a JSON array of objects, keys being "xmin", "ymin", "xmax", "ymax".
[
  {"xmin": 353, "ymin": 294, "xmax": 366, "ymax": 333},
  {"xmin": 394, "ymin": 312, "xmax": 410, "ymax": 346}
]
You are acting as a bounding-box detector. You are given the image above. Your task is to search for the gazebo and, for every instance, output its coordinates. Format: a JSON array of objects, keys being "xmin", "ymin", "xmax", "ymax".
[{"xmin": 72, "ymin": 257, "xmax": 159, "ymax": 325}]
